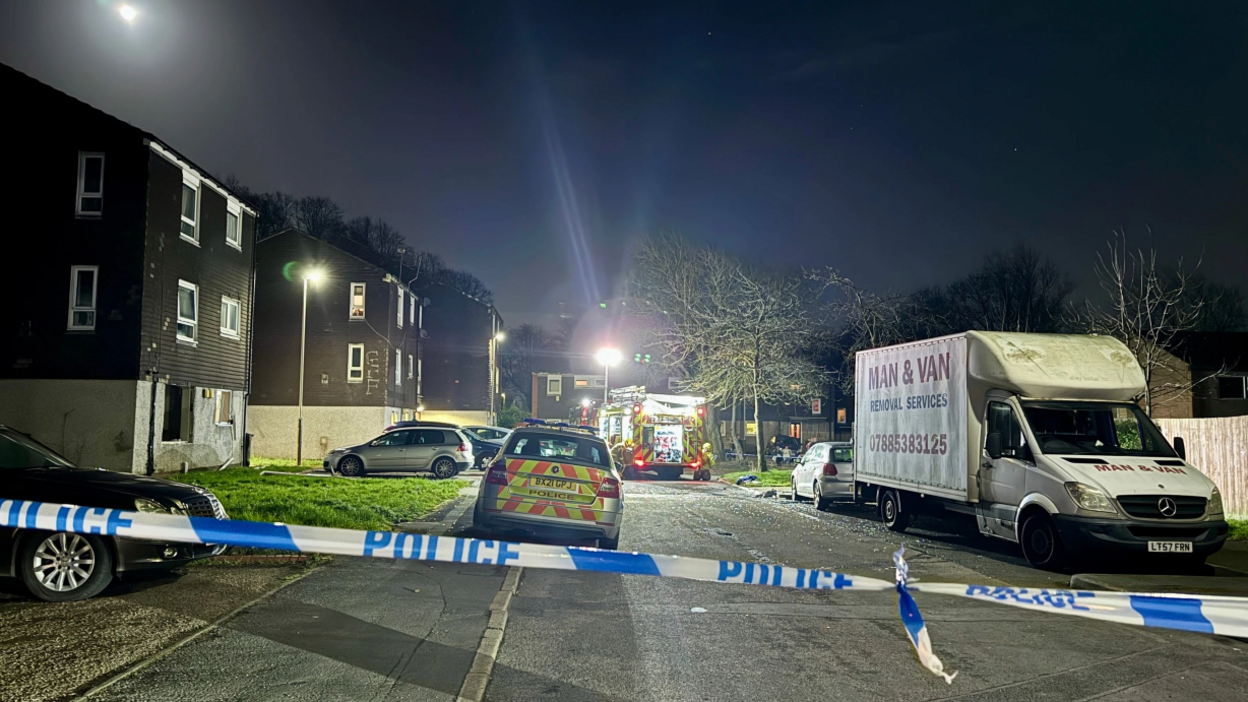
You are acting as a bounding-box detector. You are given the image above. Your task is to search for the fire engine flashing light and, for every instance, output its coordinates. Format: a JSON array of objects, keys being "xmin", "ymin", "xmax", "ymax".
[{"xmin": 633, "ymin": 459, "xmax": 646, "ymax": 468}]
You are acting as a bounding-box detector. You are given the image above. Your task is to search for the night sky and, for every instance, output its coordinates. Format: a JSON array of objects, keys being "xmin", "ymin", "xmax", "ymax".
[{"xmin": 3, "ymin": 1, "xmax": 1246, "ymax": 326}]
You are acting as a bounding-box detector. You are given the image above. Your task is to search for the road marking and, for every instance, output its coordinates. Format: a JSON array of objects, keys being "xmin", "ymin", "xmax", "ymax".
[{"xmin": 457, "ymin": 566, "xmax": 523, "ymax": 702}]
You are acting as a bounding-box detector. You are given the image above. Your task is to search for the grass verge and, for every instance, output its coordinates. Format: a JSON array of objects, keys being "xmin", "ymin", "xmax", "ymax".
[
  {"xmin": 721, "ymin": 467, "xmax": 794, "ymax": 488},
  {"xmin": 247, "ymin": 456, "xmax": 324, "ymax": 473},
  {"xmin": 1230, "ymin": 519, "xmax": 1247, "ymax": 541},
  {"xmin": 173, "ymin": 468, "xmax": 466, "ymax": 530}
]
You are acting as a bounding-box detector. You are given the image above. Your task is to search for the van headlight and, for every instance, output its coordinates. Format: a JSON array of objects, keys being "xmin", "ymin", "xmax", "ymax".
[
  {"xmin": 1209, "ymin": 487, "xmax": 1224, "ymax": 516},
  {"xmin": 1065, "ymin": 482, "xmax": 1117, "ymax": 513}
]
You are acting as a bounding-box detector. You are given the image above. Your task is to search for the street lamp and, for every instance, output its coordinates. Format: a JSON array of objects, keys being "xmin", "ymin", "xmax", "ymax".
[
  {"xmin": 118, "ymin": 5, "xmax": 138, "ymax": 23},
  {"xmin": 296, "ymin": 268, "xmax": 322, "ymax": 466},
  {"xmin": 595, "ymin": 347, "xmax": 622, "ymax": 404}
]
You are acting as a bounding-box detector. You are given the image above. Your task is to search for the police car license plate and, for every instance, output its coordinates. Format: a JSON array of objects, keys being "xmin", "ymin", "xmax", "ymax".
[
  {"xmin": 1148, "ymin": 541, "xmax": 1193, "ymax": 553},
  {"xmin": 531, "ymin": 476, "xmax": 577, "ymax": 492}
]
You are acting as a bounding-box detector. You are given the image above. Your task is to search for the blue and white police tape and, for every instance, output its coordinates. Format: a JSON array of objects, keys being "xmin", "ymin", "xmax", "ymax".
[
  {"xmin": 3, "ymin": 498, "xmax": 1247, "ymax": 681},
  {"xmin": 895, "ymin": 545, "xmax": 956, "ymax": 684}
]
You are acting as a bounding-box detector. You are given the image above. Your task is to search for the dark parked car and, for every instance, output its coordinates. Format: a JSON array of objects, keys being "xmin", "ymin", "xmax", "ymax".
[{"xmin": 0, "ymin": 426, "xmax": 228, "ymax": 602}]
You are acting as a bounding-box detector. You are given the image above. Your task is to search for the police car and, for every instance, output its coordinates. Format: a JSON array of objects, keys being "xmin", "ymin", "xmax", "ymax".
[{"xmin": 473, "ymin": 421, "xmax": 623, "ymax": 550}]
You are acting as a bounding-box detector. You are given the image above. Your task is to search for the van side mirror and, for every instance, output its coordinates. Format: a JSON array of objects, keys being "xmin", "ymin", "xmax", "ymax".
[
  {"xmin": 986, "ymin": 432, "xmax": 1003, "ymax": 460},
  {"xmin": 1173, "ymin": 436, "xmax": 1186, "ymax": 461}
]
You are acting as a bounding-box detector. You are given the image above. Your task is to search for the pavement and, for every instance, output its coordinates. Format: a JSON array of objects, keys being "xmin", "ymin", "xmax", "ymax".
[{"xmin": 4, "ymin": 474, "xmax": 1248, "ymax": 701}]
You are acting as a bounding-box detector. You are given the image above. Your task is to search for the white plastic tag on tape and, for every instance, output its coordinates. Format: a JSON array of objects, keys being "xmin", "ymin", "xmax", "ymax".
[{"xmin": 3, "ymin": 498, "xmax": 1246, "ymax": 660}]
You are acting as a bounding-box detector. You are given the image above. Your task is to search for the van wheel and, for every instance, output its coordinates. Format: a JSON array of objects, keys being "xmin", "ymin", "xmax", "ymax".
[
  {"xmin": 432, "ymin": 457, "xmax": 458, "ymax": 479},
  {"xmin": 20, "ymin": 532, "xmax": 114, "ymax": 602},
  {"xmin": 338, "ymin": 455, "xmax": 365, "ymax": 477},
  {"xmin": 879, "ymin": 489, "xmax": 909, "ymax": 532},
  {"xmin": 1020, "ymin": 512, "xmax": 1066, "ymax": 571}
]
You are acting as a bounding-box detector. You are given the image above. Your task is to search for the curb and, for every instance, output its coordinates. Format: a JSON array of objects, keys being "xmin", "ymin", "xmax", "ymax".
[{"xmin": 457, "ymin": 566, "xmax": 523, "ymax": 702}]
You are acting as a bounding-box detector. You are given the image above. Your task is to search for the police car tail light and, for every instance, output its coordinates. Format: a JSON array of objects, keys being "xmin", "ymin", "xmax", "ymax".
[
  {"xmin": 822, "ymin": 463, "xmax": 838, "ymax": 476},
  {"xmin": 598, "ymin": 476, "xmax": 621, "ymax": 498},
  {"xmin": 691, "ymin": 460, "xmax": 701, "ymax": 468},
  {"xmin": 486, "ymin": 461, "xmax": 509, "ymax": 486}
]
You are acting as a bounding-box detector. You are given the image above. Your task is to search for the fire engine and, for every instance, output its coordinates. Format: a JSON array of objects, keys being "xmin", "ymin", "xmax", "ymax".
[{"xmin": 596, "ymin": 386, "xmax": 710, "ymax": 481}]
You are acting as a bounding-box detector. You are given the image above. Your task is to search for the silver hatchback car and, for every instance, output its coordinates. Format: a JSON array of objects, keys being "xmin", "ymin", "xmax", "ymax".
[
  {"xmin": 791, "ymin": 441, "xmax": 854, "ymax": 510},
  {"xmin": 324, "ymin": 427, "xmax": 473, "ymax": 479}
]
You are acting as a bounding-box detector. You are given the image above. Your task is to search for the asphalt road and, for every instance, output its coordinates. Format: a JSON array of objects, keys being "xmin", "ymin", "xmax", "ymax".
[{"xmin": 87, "ymin": 478, "xmax": 1248, "ymax": 701}]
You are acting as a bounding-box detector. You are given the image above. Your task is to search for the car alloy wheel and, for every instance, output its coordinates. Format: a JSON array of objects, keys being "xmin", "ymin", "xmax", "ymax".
[
  {"xmin": 338, "ymin": 455, "xmax": 364, "ymax": 477},
  {"xmin": 432, "ymin": 457, "xmax": 457, "ymax": 479},
  {"xmin": 20, "ymin": 532, "xmax": 113, "ymax": 602}
]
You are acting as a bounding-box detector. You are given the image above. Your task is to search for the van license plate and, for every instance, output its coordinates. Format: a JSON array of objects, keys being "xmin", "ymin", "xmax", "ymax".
[{"xmin": 1148, "ymin": 541, "xmax": 1193, "ymax": 553}]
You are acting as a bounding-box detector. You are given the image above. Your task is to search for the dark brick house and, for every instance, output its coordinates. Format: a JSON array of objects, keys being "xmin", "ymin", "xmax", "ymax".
[{"xmin": 0, "ymin": 63, "xmax": 256, "ymax": 473}]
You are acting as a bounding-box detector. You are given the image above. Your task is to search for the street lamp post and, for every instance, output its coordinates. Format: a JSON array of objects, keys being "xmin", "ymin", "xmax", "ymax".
[
  {"xmin": 296, "ymin": 269, "xmax": 322, "ymax": 466},
  {"xmin": 491, "ymin": 328, "xmax": 505, "ymax": 424},
  {"xmin": 595, "ymin": 347, "xmax": 622, "ymax": 405}
]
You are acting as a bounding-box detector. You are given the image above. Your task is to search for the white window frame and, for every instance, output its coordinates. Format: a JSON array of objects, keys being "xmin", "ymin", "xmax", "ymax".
[
  {"xmin": 395, "ymin": 348, "xmax": 402, "ymax": 386},
  {"xmin": 76, "ymin": 152, "xmax": 105, "ymax": 217},
  {"xmin": 225, "ymin": 199, "xmax": 242, "ymax": 250},
  {"xmin": 409, "ymin": 293, "xmax": 416, "ymax": 325},
  {"xmin": 67, "ymin": 265, "xmax": 99, "ymax": 330},
  {"xmin": 347, "ymin": 343, "xmax": 364, "ymax": 383},
  {"xmin": 220, "ymin": 296, "xmax": 241, "ymax": 339},
  {"xmin": 397, "ymin": 287, "xmax": 404, "ymax": 328},
  {"xmin": 180, "ymin": 172, "xmax": 200, "ymax": 245},
  {"xmin": 547, "ymin": 376, "xmax": 562, "ymax": 396},
  {"xmin": 349, "ymin": 282, "xmax": 366, "ymax": 320},
  {"xmin": 176, "ymin": 280, "xmax": 198, "ymax": 343},
  {"xmin": 215, "ymin": 389, "xmax": 234, "ymax": 425},
  {"xmin": 408, "ymin": 353, "xmax": 414, "ymax": 379}
]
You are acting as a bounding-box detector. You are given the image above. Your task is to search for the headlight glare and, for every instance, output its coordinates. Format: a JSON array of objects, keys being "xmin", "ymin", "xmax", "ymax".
[{"xmin": 134, "ymin": 498, "xmax": 169, "ymax": 513}]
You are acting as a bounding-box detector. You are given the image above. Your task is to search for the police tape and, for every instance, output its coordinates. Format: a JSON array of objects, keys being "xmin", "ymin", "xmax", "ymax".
[{"xmin": 3, "ymin": 498, "xmax": 1246, "ymax": 681}]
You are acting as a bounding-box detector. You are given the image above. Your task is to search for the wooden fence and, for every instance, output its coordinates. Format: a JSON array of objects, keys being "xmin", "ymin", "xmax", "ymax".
[{"xmin": 1156, "ymin": 416, "xmax": 1248, "ymax": 519}]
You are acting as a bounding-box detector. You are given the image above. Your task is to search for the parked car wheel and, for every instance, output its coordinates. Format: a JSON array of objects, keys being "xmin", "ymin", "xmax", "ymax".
[
  {"xmin": 432, "ymin": 457, "xmax": 458, "ymax": 479},
  {"xmin": 790, "ymin": 479, "xmax": 803, "ymax": 502},
  {"xmin": 19, "ymin": 531, "xmax": 114, "ymax": 602},
  {"xmin": 1020, "ymin": 512, "xmax": 1066, "ymax": 571},
  {"xmin": 813, "ymin": 481, "xmax": 831, "ymax": 511},
  {"xmin": 338, "ymin": 455, "xmax": 365, "ymax": 477},
  {"xmin": 879, "ymin": 489, "xmax": 909, "ymax": 532}
]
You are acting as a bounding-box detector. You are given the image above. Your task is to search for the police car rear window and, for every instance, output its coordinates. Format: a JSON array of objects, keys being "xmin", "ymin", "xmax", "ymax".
[{"xmin": 506, "ymin": 434, "xmax": 609, "ymax": 467}]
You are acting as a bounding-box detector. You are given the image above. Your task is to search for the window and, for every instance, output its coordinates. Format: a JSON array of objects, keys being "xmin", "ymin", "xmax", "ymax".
[
  {"xmin": 397, "ymin": 288, "xmax": 404, "ymax": 328},
  {"xmin": 1218, "ymin": 376, "xmax": 1247, "ymax": 400},
  {"xmin": 836, "ymin": 408, "xmax": 847, "ymax": 424},
  {"xmin": 176, "ymin": 280, "xmax": 198, "ymax": 342},
  {"xmin": 547, "ymin": 376, "xmax": 562, "ymax": 396},
  {"xmin": 986, "ymin": 402, "xmax": 1027, "ymax": 458},
  {"xmin": 215, "ymin": 390, "xmax": 233, "ymax": 424},
  {"xmin": 372, "ymin": 431, "xmax": 411, "ymax": 447},
  {"xmin": 161, "ymin": 385, "xmax": 192, "ymax": 442},
  {"xmin": 220, "ymin": 297, "xmax": 240, "ymax": 338},
  {"xmin": 832, "ymin": 447, "xmax": 854, "ymax": 463},
  {"xmin": 410, "ymin": 293, "xmax": 416, "ymax": 324},
  {"xmin": 225, "ymin": 201, "xmax": 242, "ymax": 249},
  {"xmin": 349, "ymin": 283, "xmax": 366, "ymax": 320},
  {"xmin": 347, "ymin": 343, "xmax": 364, "ymax": 383},
  {"xmin": 76, "ymin": 152, "xmax": 104, "ymax": 216},
  {"xmin": 1021, "ymin": 400, "xmax": 1175, "ymax": 458},
  {"xmin": 67, "ymin": 265, "xmax": 98, "ymax": 330},
  {"xmin": 504, "ymin": 434, "xmax": 609, "ymax": 467},
  {"xmin": 395, "ymin": 348, "xmax": 402, "ymax": 386},
  {"xmin": 408, "ymin": 353, "xmax": 414, "ymax": 379},
  {"xmin": 180, "ymin": 174, "xmax": 200, "ymax": 243},
  {"xmin": 413, "ymin": 429, "xmax": 447, "ymax": 445}
]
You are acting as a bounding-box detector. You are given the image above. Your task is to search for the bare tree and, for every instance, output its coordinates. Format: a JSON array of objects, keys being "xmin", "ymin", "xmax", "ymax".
[
  {"xmin": 1077, "ymin": 232, "xmax": 1207, "ymax": 415},
  {"xmin": 941, "ymin": 245, "xmax": 1072, "ymax": 333},
  {"xmin": 251, "ymin": 191, "xmax": 297, "ymax": 240},
  {"xmin": 499, "ymin": 324, "xmax": 558, "ymax": 411},
  {"xmin": 344, "ymin": 216, "xmax": 374, "ymax": 245},
  {"xmin": 441, "ymin": 269, "xmax": 494, "ymax": 304},
  {"xmin": 807, "ymin": 267, "xmax": 917, "ymax": 394},
  {"xmin": 1191, "ymin": 279, "xmax": 1248, "ymax": 332},
  {"xmin": 630, "ymin": 232, "xmax": 826, "ymax": 472},
  {"xmin": 367, "ymin": 219, "xmax": 404, "ymax": 260},
  {"xmin": 294, "ymin": 196, "xmax": 345, "ymax": 240}
]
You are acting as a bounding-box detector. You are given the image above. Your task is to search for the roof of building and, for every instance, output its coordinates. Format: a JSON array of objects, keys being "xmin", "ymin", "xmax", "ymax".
[
  {"xmin": 1165, "ymin": 332, "xmax": 1248, "ymax": 371},
  {"xmin": 1, "ymin": 62, "xmax": 254, "ymax": 215}
]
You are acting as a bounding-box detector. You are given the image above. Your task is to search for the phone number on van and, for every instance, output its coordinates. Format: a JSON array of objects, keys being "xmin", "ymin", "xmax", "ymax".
[{"xmin": 869, "ymin": 433, "xmax": 949, "ymax": 455}]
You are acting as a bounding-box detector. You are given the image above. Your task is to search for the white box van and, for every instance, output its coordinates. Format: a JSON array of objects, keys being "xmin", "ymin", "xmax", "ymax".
[{"xmin": 853, "ymin": 331, "xmax": 1228, "ymax": 569}]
